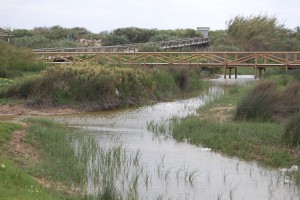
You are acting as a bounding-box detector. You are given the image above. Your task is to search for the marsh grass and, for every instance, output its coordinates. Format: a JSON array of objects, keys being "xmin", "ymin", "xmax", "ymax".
[
  {"xmin": 235, "ymin": 80, "xmax": 300, "ymax": 121},
  {"xmin": 284, "ymin": 111, "xmax": 300, "ymax": 146}
]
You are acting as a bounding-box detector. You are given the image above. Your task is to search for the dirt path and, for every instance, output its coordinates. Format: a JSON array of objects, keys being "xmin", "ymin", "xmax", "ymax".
[
  {"xmin": 8, "ymin": 124, "xmax": 40, "ymax": 162},
  {"xmin": 0, "ymin": 104, "xmax": 80, "ymax": 119}
]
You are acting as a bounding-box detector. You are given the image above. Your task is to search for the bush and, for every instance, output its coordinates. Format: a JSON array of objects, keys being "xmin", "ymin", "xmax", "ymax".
[
  {"xmin": 1, "ymin": 63, "xmax": 208, "ymax": 108},
  {"xmin": 284, "ymin": 112, "xmax": 300, "ymax": 146},
  {"xmin": 235, "ymin": 80, "xmax": 300, "ymax": 121},
  {"xmin": 0, "ymin": 43, "xmax": 47, "ymax": 78},
  {"xmin": 138, "ymin": 42, "xmax": 162, "ymax": 52}
]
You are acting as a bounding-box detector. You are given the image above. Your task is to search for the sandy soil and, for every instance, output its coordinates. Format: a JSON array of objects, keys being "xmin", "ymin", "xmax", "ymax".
[{"xmin": 0, "ymin": 104, "xmax": 80, "ymax": 119}]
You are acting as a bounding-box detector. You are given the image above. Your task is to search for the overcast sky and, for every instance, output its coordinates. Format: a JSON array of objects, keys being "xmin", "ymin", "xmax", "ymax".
[{"xmin": 1, "ymin": 0, "xmax": 299, "ymax": 33}]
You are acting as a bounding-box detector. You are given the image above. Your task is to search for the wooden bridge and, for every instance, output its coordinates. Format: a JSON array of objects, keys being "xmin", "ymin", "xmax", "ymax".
[
  {"xmin": 34, "ymin": 37, "xmax": 210, "ymax": 53},
  {"xmin": 35, "ymin": 51, "xmax": 300, "ymax": 79}
]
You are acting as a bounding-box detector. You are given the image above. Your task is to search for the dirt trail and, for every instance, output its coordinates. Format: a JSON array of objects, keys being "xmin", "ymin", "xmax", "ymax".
[{"xmin": 0, "ymin": 104, "xmax": 79, "ymax": 119}]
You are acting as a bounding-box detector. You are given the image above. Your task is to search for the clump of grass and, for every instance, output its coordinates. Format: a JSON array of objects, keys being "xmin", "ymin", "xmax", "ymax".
[
  {"xmin": 284, "ymin": 112, "xmax": 300, "ymax": 146},
  {"xmin": 235, "ymin": 80, "xmax": 300, "ymax": 121}
]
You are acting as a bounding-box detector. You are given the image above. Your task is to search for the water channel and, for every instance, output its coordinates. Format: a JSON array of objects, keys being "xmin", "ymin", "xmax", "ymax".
[{"xmin": 56, "ymin": 75, "xmax": 299, "ymax": 200}]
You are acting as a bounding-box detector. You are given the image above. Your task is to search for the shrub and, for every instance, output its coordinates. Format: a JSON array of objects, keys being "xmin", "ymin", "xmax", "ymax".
[
  {"xmin": 284, "ymin": 112, "xmax": 300, "ymax": 146},
  {"xmin": 235, "ymin": 80, "xmax": 300, "ymax": 121},
  {"xmin": 0, "ymin": 43, "xmax": 47, "ymax": 78},
  {"xmin": 1, "ymin": 63, "xmax": 208, "ymax": 108}
]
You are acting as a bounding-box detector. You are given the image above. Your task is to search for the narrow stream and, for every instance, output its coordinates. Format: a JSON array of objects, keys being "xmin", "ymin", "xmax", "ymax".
[{"xmin": 56, "ymin": 75, "xmax": 300, "ymax": 200}]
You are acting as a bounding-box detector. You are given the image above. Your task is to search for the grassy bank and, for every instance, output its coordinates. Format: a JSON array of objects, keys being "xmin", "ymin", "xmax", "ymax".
[
  {"xmin": 172, "ymin": 73, "xmax": 300, "ymax": 181},
  {"xmin": 0, "ymin": 121, "xmax": 80, "ymax": 200},
  {"xmin": 1, "ymin": 118, "xmax": 153, "ymax": 199}
]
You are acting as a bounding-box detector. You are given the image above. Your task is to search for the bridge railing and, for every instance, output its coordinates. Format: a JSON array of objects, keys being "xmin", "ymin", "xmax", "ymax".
[
  {"xmin": 33, "ymin": 37, "xmax": 210, "ymax": 53},
  {"xmin": 34, "ymin": 51, "xmax": 300, "ymax": 78}
]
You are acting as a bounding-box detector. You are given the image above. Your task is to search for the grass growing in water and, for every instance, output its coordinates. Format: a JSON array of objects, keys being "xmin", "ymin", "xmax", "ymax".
[{"xmin": 171, "ymin": 78, "xmax": 300, "ymax": 169}]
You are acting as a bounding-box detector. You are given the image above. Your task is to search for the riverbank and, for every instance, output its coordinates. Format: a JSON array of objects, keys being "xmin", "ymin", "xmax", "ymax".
[
  {"xmin": 172, "ymin": 74, "xmax": 300, "ymax": 183},
  {"xmin": 0, "ymin": 64, "xmax": 211, "ymax": 113}
]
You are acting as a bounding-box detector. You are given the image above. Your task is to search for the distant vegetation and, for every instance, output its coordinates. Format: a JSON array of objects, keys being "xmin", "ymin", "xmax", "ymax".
[
  {"xmin": 1, "ymin": 26, "xmax": 203, "ymax": 49},
  {"xmin": 1, "ymin": 14, "xmax": 299, "ymax": 51},
  {"xmin": 227, "ymin": 14, "xmax": 300, "ymax": 51},
  {"xmin": 211, "ymin": 14, "xmax": 300, "ymax": 51}
]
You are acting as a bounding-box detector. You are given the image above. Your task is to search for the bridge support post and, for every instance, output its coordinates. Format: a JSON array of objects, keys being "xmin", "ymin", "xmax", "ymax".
[
  {"xmin": 254, "ymin": 53, "xmax": 258, "ymax": 79},
  {"xmin": 285, "ymin": 54, "xmax": 288, "ymax": 73},
  {"xmin": 258, "ymin": 67, "xmax": 266, "ymax": 77},
  {"xmin": 234, "ymin": 67, "xmax": 237, "ymax": 79},
  {"xmin": 223, "ymin": 53, "xmax": 227, "ymax": 79},
  {"xmin": 228, "ymin": 67, "xmax": 237, "ymax": 79}
]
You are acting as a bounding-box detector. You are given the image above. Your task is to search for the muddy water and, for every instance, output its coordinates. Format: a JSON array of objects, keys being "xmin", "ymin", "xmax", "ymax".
[{"xmin": 57, "ymin": 75, "xmax": 300, "ymax": 200}]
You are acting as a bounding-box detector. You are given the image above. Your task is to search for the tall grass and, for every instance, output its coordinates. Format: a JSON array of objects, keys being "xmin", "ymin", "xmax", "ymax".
[
  {"xmin": 0, "ymin": 43, "xmax": 47, "ymax": 78},
  {"xmin": 235, "ymin": 80, "xmax": 300, "ymax": 121}
]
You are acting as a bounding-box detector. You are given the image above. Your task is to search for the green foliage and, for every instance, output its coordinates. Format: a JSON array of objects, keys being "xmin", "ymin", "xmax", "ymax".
[
  {"xmin": 101, "ymin": 34, "xmax": 129, "ymax": 46},
  {"xmin": 113, "ymin": 27, "xmax": 156, "ymax": 43},
  {"xmin": 11, "ymin": 26, "xmax": 96, "ymax": 49},
  {"xmin": 138, "ymin": 42, "xmax": 162, "ymax": 52},
  {"xmin": 0, "ymin": 78, "xmax": 14, "ymax": 90},
  {"xmin": 284, "ymin": 112, "xmax": 300, "ymax": 146},
  {"xmin": 209, "ymin": 30, "xmax": 239, "ymax": 51},
  {"xmin": 1, "ymin": 63, "xmax": 208, "ymax": 108},
  {"xmin": 102, "ymin": 27, "xmax": 203, "ymax": 46},
  {"xmin": 227, "ymin": 14, "xmax": 286, "ymax": 51},
  {"xmin": 151, "ymin": 69, "xmax": 178, "ymax": 98},
  {"xmin": 0, "ymin": 43, "xmax": 47, "ymax": 78},
  {"xmin": 235, "ymin": 80, "xmax": 300, "ymax": 121},
  {"xmin": 149, "ymin": 34, "xmax": 179, "ymax": 42}
]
